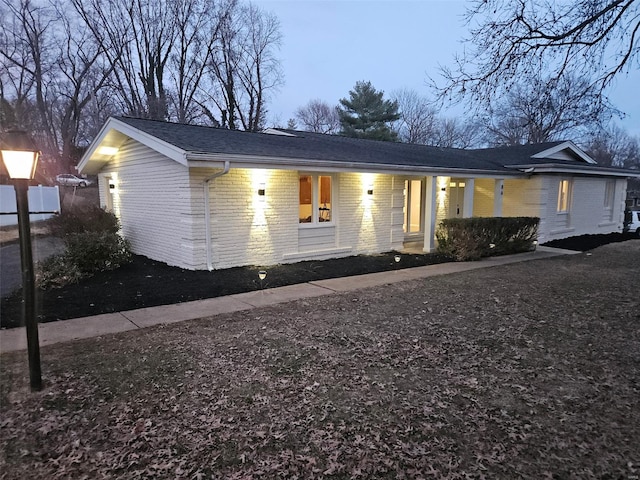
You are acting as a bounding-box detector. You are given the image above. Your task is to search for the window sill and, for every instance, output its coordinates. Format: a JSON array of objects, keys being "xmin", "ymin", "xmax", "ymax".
[
  {"xmin": 550, "ymin": 227, "xmax": 575, "ymax": 235},
  {"xmin": 298, "ymin": 222, "xmax": 335, "ymax": 229},
  {"xmin": 597, "ymin": 221, "xmax": 617, "ymax": 228},
  {"xmin": 283, "ymin": 246, "xmax": 352, "ymax": 261}
]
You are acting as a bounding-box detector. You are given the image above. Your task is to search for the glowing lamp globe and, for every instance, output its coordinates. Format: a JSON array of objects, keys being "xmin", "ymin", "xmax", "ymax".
[{"xmin": 0, "ymin": 130, "xmax": 39, "ymax": 180}]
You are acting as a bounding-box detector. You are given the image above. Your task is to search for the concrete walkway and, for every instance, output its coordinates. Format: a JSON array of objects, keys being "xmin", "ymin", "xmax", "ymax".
[{"xmin": 0, "ymin": 246, "xmax": 579, "ymax": 353}]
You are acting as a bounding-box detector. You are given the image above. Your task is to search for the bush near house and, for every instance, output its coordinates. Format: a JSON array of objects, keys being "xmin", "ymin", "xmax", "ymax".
[
  {"xmin": 436, "ymin": 217, "xmax": 540, "ymax": 261},
  {"xmin": 37, "ymin": 206, "xmax": 131, "ymax": 289},
  {"xmin": 47, "ymin": 205, "xmax": 120, "ymax": 236}
]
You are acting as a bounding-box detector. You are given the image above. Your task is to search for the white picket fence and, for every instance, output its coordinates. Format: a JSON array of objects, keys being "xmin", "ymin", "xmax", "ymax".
[{"xmin": 0, "ymin": 185, "xmax": 61, "ymax": 226}]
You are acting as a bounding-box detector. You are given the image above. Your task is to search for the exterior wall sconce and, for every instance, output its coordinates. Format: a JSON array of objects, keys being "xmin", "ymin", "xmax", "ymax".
[
  {"xmin": 441, "ymin": 187, "xmax": 446, "ymax": 192},
  {"xmin": 367, "ymin": 184, "xmax": 374, "ymax": 195},
  {"xmin": 0, "ymin": 130, "xmax": 42, "ymax": 391},
  {"xmin": 258, "ymin": 183, "xmax": 265, "ymax": 196}
]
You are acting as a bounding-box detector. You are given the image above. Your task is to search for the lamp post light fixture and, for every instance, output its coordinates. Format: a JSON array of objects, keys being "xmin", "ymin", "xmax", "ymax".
[{"xmin": 0, "ymin": 130, "xmax": 42, "ymax": 391}]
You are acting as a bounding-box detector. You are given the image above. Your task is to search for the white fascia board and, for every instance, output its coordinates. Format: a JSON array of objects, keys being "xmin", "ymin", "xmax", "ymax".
[
  {"xmin": 506, "ymin": 163, "xmax": 640, "ymax": 177},
  {"xmin": 531, "ymin": 141, "xmax": 597, "ymax": 164},
  {"xmin": 185, "ymin": 152, "xmax": 524, "ymax": 178},
  {"xmin": 78, "ymin": 117, "xmax": 188, "ymax": 174},
  {"xmin": 77, "ymin": 119, "xmax": 118, "ymax": 174}
]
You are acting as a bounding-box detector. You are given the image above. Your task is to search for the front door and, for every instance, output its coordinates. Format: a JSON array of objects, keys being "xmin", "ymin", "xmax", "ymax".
[
  {"xmin": 404, "ymin": 179, "xmax": 424, "ymax": 236},
  {"xmin": 449, "ymin": 180, "xmax": 466, "ymax": 218}
]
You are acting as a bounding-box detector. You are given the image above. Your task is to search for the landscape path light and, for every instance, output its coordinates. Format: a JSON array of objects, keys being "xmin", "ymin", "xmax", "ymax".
[
  {"xmin": 1, "ymin": 130, "xmax": 42, "ymax": 391},
  {"xmin": 258, "ymin": 270, "xmax": 267, "ymax": 289}
]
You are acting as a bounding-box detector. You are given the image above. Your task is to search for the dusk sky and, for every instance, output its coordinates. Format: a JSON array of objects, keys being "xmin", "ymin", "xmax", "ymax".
[{"xmin": 258, "ymin": 0, "xmax": 640, "ymax": 139}]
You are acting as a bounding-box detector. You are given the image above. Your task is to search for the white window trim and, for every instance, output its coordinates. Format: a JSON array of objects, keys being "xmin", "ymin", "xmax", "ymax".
[{"xmin": 299, "ymin": 173, "xmax": 334, "ymax": 226}]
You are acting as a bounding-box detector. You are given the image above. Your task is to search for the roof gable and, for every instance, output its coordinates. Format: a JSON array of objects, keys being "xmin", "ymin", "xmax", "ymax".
[
  {"xmin": 78, "ymin": 117, "xmax": 189, "ymax": 175},
  {"xmin": 530, "ymin": 141, "xmax": 597, "ymax": 164}
]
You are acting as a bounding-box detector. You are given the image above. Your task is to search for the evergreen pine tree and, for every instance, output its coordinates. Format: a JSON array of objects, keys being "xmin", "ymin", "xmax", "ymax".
[{"xmin": 338, "ymin": 81, "xmax": 400, "ymax": 141}]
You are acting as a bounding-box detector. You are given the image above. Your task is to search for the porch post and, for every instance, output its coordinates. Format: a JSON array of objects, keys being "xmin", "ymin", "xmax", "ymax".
[
  {"xmin": 423, "ymin": 176, "xmax": 437, "ymax": 252},
  {"xmin": 463, "ymin": 178, "xmax": 475, "ymax": 218},
  {"xmin": 493, "ymin": 179, "xmax": 504, "ymax": 217}
]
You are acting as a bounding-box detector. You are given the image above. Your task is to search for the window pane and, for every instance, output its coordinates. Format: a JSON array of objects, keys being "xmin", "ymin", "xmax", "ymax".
[
  {"xmin": 604, "ymin": 180, "xmax": 614, "ymax": 209},
  {"xmin": 557, "ymin": 180, "xmax": 570, "ymax": 212},
  {"xmin": 299, "ymin": 175, "xmax": 312, "ymax": 223},
  {"xmin": 319, "ymin": 176, "xmax": 331, "ymax": 222}
]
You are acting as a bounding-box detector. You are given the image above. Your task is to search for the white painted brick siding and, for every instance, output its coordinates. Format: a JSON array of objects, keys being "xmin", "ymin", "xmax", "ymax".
[
  {"xmin": 97, "ymin": 140, "xmax": 198, "ymax": 269},
  {"xmin": 203, "ymin": 168, "xmax": 299, "ymax": 269},
  {"xmin": 97, "ymin": 141, "xmax": 629, "ymax": 269},
  {"xmin": 537, "ymin": 176, "xmax": 627, "ymax": 242},
  {"xmin": 503, "ymin": 178, "xmax": 544, "ymax": 218},
  {"xmin": 200, "ymin": 170, "xmax": 403, "ymax": 269},
  {"xmin": 472, "ymin": 178, "xmax": 495, "ymax": 217}
]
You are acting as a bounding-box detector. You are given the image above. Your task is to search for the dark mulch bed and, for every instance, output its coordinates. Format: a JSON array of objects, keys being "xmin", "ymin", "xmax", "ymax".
[
  {"xmin": 542, "ymin": 231, "xmax": 639, "ymax": 251},
  {"xmin": 2, "ymin": 231, "xmax": 636, "ymax": 329},
  {"xmin": 0, "ymin": 251, "xmax": 451, "ymax": 328}
]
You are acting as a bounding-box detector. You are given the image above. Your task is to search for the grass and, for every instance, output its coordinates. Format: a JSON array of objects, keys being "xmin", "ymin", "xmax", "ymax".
[{"xmin": 1, "ymin": 241, "xmax": 639, "ymax": 478}]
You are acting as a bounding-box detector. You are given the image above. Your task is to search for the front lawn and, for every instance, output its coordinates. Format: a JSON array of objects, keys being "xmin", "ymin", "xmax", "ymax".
[{"xmin": 1, "ymin": 241, "xmax": 639, "ymax": 478}]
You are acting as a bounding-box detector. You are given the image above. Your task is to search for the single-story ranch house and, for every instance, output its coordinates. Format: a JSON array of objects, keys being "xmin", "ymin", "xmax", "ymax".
[{"xmin": 78, "ymin": 117, "xmax": 637, "ymax": 271}]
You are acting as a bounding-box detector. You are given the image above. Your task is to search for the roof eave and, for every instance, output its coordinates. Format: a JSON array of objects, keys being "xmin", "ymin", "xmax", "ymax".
[
  {"xmin": 506, "ymin": 163, "xmax": 640, "ymax": 178},
  {"xmin": 185, "ymin": 152, "xmax": 524, "ymax": 178}
]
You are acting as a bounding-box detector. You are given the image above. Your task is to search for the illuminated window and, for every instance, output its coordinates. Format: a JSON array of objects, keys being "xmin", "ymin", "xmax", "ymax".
[
  {"xmin": 557, "ymin": 179, "xmax": 572, "ymax": 213},
  {"xmin": 299, "ymin": 174, "xmax": 332, "ymax": 223},
  {"xmin": 604, "ymin": 180, "xmax": 615, "ymax": 209}
]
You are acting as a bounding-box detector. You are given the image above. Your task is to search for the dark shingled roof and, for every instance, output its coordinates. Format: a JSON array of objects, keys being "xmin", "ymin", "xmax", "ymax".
[{"xmin": 114, "ymin": 117, "xmax": 614, "ymax": 174}]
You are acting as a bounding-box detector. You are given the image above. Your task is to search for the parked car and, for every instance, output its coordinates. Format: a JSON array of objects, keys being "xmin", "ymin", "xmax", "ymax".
[
  {"xmin": 55, "ymin": 174, "xmax": 92, "ymax": 187},
  {"xmin": 627, "ymin": 210, "xmax": 640, "ymax": 235}
]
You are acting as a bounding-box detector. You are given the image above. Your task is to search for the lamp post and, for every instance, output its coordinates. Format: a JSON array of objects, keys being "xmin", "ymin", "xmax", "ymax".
[{"xmin": 1, "ymin": 130, "xmax": 42, "ymax": 391}]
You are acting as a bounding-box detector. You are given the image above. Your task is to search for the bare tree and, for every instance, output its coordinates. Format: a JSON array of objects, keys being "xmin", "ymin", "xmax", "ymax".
[
  {"xmin": 295, "ymin": 99, "xmax": 339, "ymax": 134},
  {"xmin": 1, "ymin": 0, "xmax": 119, "ymax": 171},
  {"xmin": 433, "ymin": 117, "xmax": 479, "ymax": 149},
  {"xmin": 206, "ymin": 0, "xmax": 282, "ymax": 131},
  {"xmin": 71, "ymin": 0, "xmax": 176, "ymax": 120},
  {"xmin": 391, "ymin": 88, "xmax": 437, "ymax": 144},
  {"xmin": 0, "ymin": 0, "xmax": 37, "ymax": 129},
  {"xmin": 0, "ymin": 0, "xmax": 57, "ymax": 151},
  {"xmin": 481, "ymin": 75, "xmax": 610, "ymax": 146},
  {"xmin": 1, "ymin": 0, "xmax": 284, "ymax": 178},
  {"xmin": 50, "ymin": 0, "xmax": 116, "ymax": 167},
  {"xmin": 235, "ymin": 3, "xmax": 282, "ymax": 131},
  {"xmin": 585, "ymin": 124, "xmax": 640, "ymax": 168},
  {"xmin": 434, "ymin": 0, "xmax": 638, "ymax": 116},
  {"xmin": 169, "ymin": 0, "xmax": 227, "ymax": 124}
]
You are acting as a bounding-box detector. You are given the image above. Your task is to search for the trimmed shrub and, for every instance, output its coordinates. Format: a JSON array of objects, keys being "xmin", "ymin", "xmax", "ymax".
[
  {"xmin": 436, "ymin": 217, "xmax": 539, "ymax": 261},
  {"xmin": 38, "ymin": 206, "xmax": 132, "ymax": 289},
  {"xmin": 64, "ymin": 231, "xmax": 132, "ymax": 273},
  {"xmin": 48, "ymin": 205, "xmax": 120, "ymax": 236},
  {"xmin": 36, "ymin": 254, "xmax": 83, "ymax": 289}
]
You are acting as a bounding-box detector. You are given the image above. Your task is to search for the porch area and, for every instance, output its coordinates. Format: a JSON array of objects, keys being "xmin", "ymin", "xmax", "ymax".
[{"xmin": 398, "ymin": 176, "xmax": 535, "ymax": 254}]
